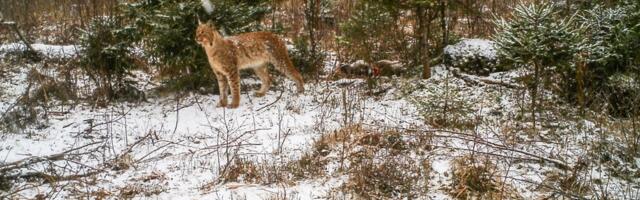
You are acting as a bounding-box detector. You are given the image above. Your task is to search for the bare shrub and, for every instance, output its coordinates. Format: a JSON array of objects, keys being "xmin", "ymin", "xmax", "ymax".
[
  {"xmin": 266, "ymin": 190, "xmax": 301, "ymax": 200},
  {"xmin": 118, "ymin": 184, "xmax": 166, "ymax": 199},
  {"xmin": 1, "ymin": 68, "xmax": 76, "ymax": 133},
  {"xmin": 346, "ymin": 156, "xmax": 424, "ymax": 199},
  {"xmin": 221, "ymin": 158, "xmax": 263, "ymax": 184},
  {"xmin": 449, "ymin": 155, "xmax": 519, "ymax": 200},
  {"xmin": 319, "ymin": 125, "xmax": 431, "ymax": 199}
]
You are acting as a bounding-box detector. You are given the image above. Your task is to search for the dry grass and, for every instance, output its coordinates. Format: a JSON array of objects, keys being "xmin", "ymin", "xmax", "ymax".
[
  {"xmin": 345, "ymin": 156, "xmax": 426, "ymax": 199},
  {"xmin": 449, "ymin": 155, "xmax": 520, "ymax": 200},
  {"xmin": 214, "ymin": 125, "xmax": 433, "ymax": 199},
  {"xmin": 117, "ymin": 183, "xmax": 166, "ymax": 199},
  {"xmin": 1, "ymin": 68, "xmax": 77, "ymax": 133},
  {"xmin": 323, "ymin": 125, "xmax": 431, "ymax": 199},
  {"xmin": 221, "ymin": 158, "xmax": 265, "ymax": 184}
]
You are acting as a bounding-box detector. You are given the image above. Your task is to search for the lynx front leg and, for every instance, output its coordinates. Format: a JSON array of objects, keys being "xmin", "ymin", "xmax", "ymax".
[
  {"xmin": 227, "ymin": 70, "xmax": 241, "ymax": 108},
  {"xmin": 213, "ymin": 71, "xmax": 228, "ymax": 107},
  {"xmin": 253, "ymin": 65, "xmax": 271, "ymax": 97}
]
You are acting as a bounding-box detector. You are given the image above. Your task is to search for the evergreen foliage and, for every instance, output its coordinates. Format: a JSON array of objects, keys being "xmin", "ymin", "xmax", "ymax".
[
  {"xmin": 493, "ymin": 2, "xmax": 583, "ymax": 124},
  {"xmin": 581, "ymin": 3, "xmax": 639, "ymax": 80},
  {"xmin": 79, "ymin": 15, "xmax": 140, "ymax": 100},
  {"xmin": 580, "ymin": 1, "xmax": 640, "ymax": 116},
  {"xmin": 123, "ymin": 0, "xmax": 270, "ymax": 93},
  {"xmin": 493, "ymin": 3, "xmax": 582, "ymax": 73},
  {"xmin": 290, "ymin": 37, "xmax": 325, "ymax": 78},
  {"xmin": 337, "ymin": 0, "xmax": 454, "ymax": 77},
  {"xmin": 338, "ymin": 1, "xmax": 400, "ymax": 62},
  {"xmin": 494, "ymin": 1, "xmax": 640, "ymax": 117}
]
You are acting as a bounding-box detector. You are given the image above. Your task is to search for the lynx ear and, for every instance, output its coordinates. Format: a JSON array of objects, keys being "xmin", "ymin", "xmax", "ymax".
[{"xmin": 196, "ymin": 14, "xmax": 203, "ymax": 25}]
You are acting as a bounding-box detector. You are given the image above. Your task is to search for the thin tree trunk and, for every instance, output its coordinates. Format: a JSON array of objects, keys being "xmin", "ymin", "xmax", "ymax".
[
  {"xmin": 305, "ymin": 0, "xmax": 321, "ymax": 78},
  {"xmin": 576, "ymin": 56, "xmax": 586, "ymax": 114},
  {"xmin": 416, "ymin": 6, "xmax": 431, "ymax": 79},
  {"xmin": 532, "ymin": 62, "xmax": 540, "ymax": 130},
  {"xmin": 440, "ymin": 0, "xmax": 448, "ymax": 49}
]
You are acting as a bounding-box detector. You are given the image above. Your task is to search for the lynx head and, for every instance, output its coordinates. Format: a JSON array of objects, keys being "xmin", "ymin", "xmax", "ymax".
[{"xmin": 195, "ymin": 19, "xmax": 219, "ymax": 46}]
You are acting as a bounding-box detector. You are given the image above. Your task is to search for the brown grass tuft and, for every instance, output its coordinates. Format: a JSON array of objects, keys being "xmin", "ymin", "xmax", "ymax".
[{"xmin": 449, "ymin": 155, "xmax": 520, "ymax": 200}]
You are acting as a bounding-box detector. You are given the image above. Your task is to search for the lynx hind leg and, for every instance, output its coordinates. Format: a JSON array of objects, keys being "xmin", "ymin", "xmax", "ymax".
[
  {"xmin": 253, "ymin": 65, "xmax": 271, "ymax": 97},
  {"xmin": 213, "ymin": 71, "xmax": 228, "ymax": 107},
  {"xmin": 271, "ymin": 51, "xmax": 304, "ymax": 94},
  {"xmin": 227, "ymin": 70, "xmax": 241, "ymax": 108}
]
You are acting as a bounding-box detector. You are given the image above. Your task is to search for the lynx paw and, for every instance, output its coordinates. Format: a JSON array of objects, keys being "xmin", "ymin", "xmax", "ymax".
[
  {"xmin": 227, "ymin": 102, "xmax": 240, "ymax": 109},
  {"xmin": 216, "ymin": 101, "xmax": 228, "ymax": 107}
]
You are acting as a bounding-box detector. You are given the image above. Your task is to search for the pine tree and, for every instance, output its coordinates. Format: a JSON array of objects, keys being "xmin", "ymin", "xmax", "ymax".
[
  {"xmin": 493, "ymin": 2, "xmax": 582, "ymax": 127},
  {"xmin": 79, "ymin": 15, "xmax": 140, "ymax": 101},
  {"xmin": 580, "ymin": 1, "xmax": 640, "ymax": 116},
  {"xmin": 338, "ymin": 2, "xmax": 400, "ymax": 63}
]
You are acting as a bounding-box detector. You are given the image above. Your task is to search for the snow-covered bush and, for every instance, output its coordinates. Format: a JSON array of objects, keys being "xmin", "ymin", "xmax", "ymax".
[
  {"xmin": 493, "ymin": 2, "xmax": 583, "ymax": 123},
  {"xmin": 443, "ymin": 39, "xmax": 499, "ymax": 76},
  {"xmin": 579, "ymin": 2, "xmax": 640, "ymax": 116},
  {"xmin": 79, "ymin": 16, "xmax": 140, "ymax": 101},
  {"xmin": 493, "ymin": 3, "xmax": 581, "ymax": 72},
  {"xmin": 404, "ymin": 78, "xmax": 477, "ymax": 130},
  {"xmin": 606, "ymin": 73, "xmax": 639, "ymax": 117},
  {"xmin": 582, "ymin": 4, "xmax": 639, "ymax": 78}
]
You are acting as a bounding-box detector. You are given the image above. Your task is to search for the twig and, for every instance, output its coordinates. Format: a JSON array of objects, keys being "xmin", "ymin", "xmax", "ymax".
[
  {"xmin": 364, "ymin": 123, "xmax": 570, "ymax": 169},
  {"xmin": 172, "ymin": 93, "xmax": 180, "ymax": 135},
  {"xmin": 0, "ymin": 141, "xmax": 102, "ymax": 172},
  {"xmin": 0, "ymin": 80, "xmax": 33, "ymax": 120},
  {"xmin": 257, "ymin": 89, "xmax": 285, "ymax": 112},
  {"xmin": 505, "ymin": 175, "xmax": 589, "ymax": 200}
]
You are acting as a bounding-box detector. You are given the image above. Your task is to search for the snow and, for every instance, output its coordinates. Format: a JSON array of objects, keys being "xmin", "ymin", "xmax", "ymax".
[
  {"xmin": 444, "ymin": 39, "xmax": 497, "ymax": 61},
  {"xmin": 1, "ymin": 44, "xmax": 638, "ymax": 199},
  {"xmin": 201, "ymin": 0, "xmax": 214, "ymax": 14},
  {"xmin": 0, "ymin": 43, "xmax": 79, "ymax": 58}
]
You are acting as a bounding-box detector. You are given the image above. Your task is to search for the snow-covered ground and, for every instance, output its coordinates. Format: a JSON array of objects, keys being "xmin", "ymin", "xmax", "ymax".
[
  {"xmin": 0, "ymin": 43, "xmax": 79, "ymax": 58},
  {"xmin": 1, "ymin": 44, "xmax": 638, "ymax": 199}
]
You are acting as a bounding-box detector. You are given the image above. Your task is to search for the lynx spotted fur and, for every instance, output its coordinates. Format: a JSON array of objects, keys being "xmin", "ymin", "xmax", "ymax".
[{"xmin": 195, "ymin": 21, "xmax": 304, "ymax": 108}]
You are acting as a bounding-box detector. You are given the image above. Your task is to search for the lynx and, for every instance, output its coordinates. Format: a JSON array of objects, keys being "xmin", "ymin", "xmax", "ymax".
[{"xmin": 195, "ymin": 20, "xmax": 304, "ymax": 108}]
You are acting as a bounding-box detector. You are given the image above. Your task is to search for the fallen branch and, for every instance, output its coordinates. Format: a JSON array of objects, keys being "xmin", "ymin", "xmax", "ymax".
[
  {"xmin": 0, "ymin": 141, "xmax": 102, "ymax": 173},
  {"xmin": 5, "ymin": 170, "xmax": 101, "ymax": 183},
  {"xmin": 450, "ymin": 68, "xmax": 523, "ymax": 89},
  {"xmin": 0, "ymin": 19, "xmax": 40, "ymax": 60}
]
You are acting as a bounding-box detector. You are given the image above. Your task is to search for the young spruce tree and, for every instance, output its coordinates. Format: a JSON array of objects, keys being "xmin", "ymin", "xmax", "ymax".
[{"xmin": 493, "ymin": 2, "xmax": 582, "ymax": 127}]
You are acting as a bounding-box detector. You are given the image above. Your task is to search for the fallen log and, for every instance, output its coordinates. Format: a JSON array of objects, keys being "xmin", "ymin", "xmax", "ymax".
[
  {"xmin": 450, "ymin": 67, "xmax": 524, "ymax": 89},
  {"xmin": 0, "ymin": 18, "xmax": 41, "ymax": 61}
]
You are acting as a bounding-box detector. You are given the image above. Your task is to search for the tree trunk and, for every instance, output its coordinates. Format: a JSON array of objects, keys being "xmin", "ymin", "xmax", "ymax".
[
  {"xmin": 416, "ymin": 6, "xmax": 431, "ymax": 79},
  {"xmin": 576, "ymin": 57, "xmax": 586, "ymax": 114},
  {"xmin": 440, "ymin": 0, "xmax": 449, "ymax": 49},
  {"xmin": 532, "ymin": 61, "xmax": 540, "ymax": 130},
  {"xmin": 305, "ymin": 0, "xmax": 321, "ymax": 78}
]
